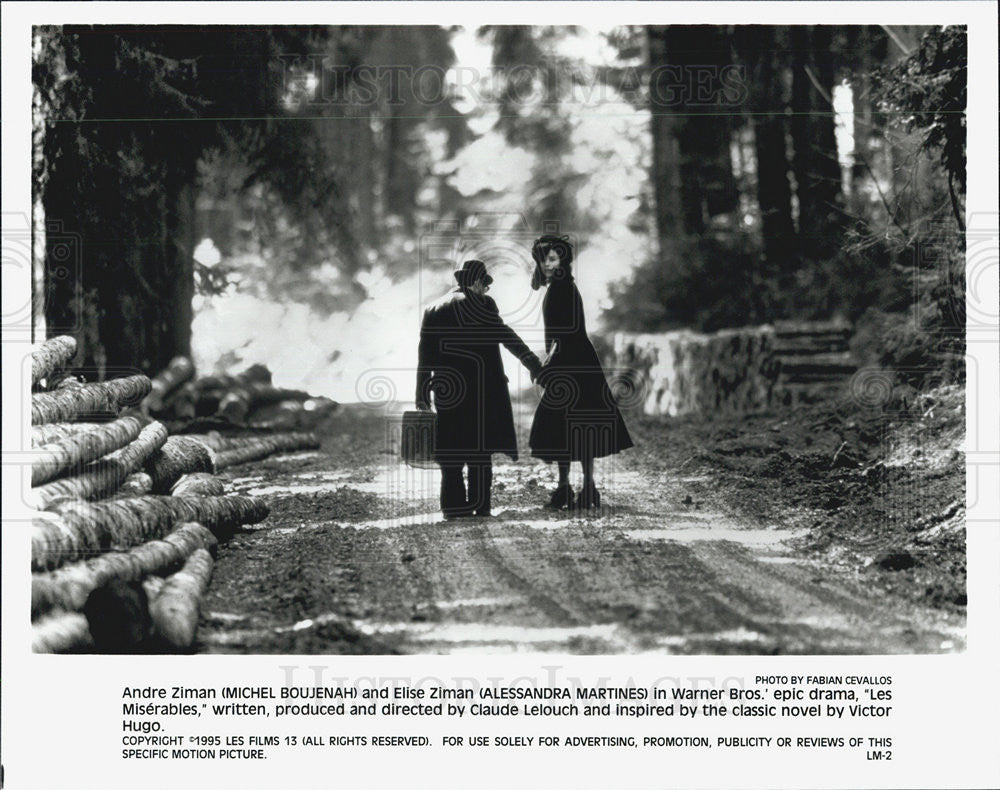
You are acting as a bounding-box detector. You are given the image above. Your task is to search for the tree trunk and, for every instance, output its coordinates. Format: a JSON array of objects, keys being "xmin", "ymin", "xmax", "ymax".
[
  {"xmin": 43, "ymin": 145, "xmax": 197, "ymax": 377},
  {"xmin": 789, "ymin": 26, "xmax": 844, "ymax": 259},
  {"xmin": 675, "ymin": 26, "xmax": 739, "ymax": 234},
  {"xmin": 648, "ymin": 26, "xmax": 738, "ymax": 242},
  {"xmin": 164, "ymin": 177, "xmax": 197, "ymax": 372},
  {"xmin": 647, "ymin": 26, "xmax": 685, "ymax": 246},
  {"xmin": 41, "ymin": 116, "xmax": 92, "ymax": 361},
  {"xmin": 742, "ymin": 28, "xmax": 796, "ymax": 286},
  {"xmin": 39, "ymin": 29, "xmax": 199, "ymax": 379},
  {"xmin": 849, "ymin": 27, "xmax": 873, "ymax": 214}
]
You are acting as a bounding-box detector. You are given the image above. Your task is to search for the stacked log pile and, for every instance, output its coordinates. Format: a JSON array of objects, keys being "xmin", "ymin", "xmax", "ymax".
[
  {"xmin": 144, "ymin": 360, "xmax": 338, "ymax": 430},
  {"xmin": 609, "ymin": 322, "xmax": 856, "ymax": 417},
  {"xmin": 143, "ymin": 356, "xmax": 194, "ymax": 414},
  {"xmin": 32, "ymin": 375, "xmax": 151, "ymax": 424},
  {"xmin": 611, "ymin": 327, "xmax": 777, "ymax": 416},
  {"xmin": 28, "ymin": 421, "xmax": 169, "ymax": 509},
  {"xmin": 26, "ymin": 336, "xmax": 323, "ymax": 653}
]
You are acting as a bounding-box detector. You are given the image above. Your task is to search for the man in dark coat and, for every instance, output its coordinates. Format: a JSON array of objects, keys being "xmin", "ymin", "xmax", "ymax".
[{"xmin": 416, "ymin": 259, "xmax": 542, "ymax": 518}]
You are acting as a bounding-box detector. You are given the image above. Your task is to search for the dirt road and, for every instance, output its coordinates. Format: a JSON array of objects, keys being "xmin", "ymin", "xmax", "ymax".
[{"xmin": 198, "ymin": 405, "xmax": 964, "ymax": 655}]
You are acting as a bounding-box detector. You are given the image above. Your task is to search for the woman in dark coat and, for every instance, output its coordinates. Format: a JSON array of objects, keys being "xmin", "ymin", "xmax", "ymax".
[{"xmin": 529, "ymin": 236, "xmax": 634, "ymax": 509}]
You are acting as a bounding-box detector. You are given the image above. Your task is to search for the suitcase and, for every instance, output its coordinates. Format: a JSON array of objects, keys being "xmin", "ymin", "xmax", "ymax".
[{"xmin": 400, "ymin": 409, "xmax": 436, "ymax": 466}]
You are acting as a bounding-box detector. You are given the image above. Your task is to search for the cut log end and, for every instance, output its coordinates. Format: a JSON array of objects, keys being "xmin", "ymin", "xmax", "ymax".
[
  {"xmin": 83, "ymin": 579, "xmax": 153, "ymax": 654},
  {"xmin": 148, "ymin": 548, "xmax": 214, "ymax": 650},
  {"xmin": 31, "ymin": 335, "xmax": 78, "ymax": 390},
  {"xmin": 171, "ymin": 473, "xmax": 226, "ymax": 497},
  {"xmin": 32, "ymin": 611, "xmax": 93, "ymax": 653},
  {"xmin": 145, "ymin": 436, "xmax": 217, "ymax": 493}
]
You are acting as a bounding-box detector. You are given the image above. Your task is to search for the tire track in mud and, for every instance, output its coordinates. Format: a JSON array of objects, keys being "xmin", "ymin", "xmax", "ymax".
[
  {"xmin": 462, "ymin": 522, "xmax": 592, "ymax": 627},
  {"xmin": 196, "ymin": 407, "xmax": 965, "ymax": 655},
  {"xmin": 683, "ymin": 541, "xmax": 963, "ymax": 654}
]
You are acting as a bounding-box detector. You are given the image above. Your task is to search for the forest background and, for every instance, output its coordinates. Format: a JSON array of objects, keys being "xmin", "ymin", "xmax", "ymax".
[{"xmin": 32, "ymin": 24, "xmax": 966, "ymax": 399}]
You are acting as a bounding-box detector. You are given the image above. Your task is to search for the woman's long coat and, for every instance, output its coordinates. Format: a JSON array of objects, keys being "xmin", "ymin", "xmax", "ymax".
[
  {"xmin": 416, "ymin": 288, "xmax": 540, "ymax": 462},
  {"xmin": 529, "ymin": 274, "xmax": 634, "ymax": 462}
]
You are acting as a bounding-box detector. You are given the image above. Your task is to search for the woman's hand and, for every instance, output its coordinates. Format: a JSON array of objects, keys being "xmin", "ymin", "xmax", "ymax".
[{"xmin": 526, "ymin": 354, "xmax": 543, "ymax": 383}]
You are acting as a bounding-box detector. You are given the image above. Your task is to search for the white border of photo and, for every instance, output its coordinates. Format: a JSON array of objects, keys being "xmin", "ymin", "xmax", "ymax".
[{"xmin": 2, "ymin": 3, "xmax": 997, "ymax": 789}]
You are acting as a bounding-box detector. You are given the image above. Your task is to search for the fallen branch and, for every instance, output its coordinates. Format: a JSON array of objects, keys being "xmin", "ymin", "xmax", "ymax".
[
  {"xmin": 303, "ymin": 396, "xmax": 339, "ymax": 415},
  {"xmin": 162, "ymin": 381, "xmax": 198, "ymax": 420},
  {"xmin": 197, "ymin": 365, "xmax": 272, "ymax": 392},
  {"xmin": 830, "ymin": 441, "xmax": 848, "ymax": 468}
]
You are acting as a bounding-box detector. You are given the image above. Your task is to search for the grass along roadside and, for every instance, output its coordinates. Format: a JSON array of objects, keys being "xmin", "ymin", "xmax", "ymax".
[{"xmin": 623, "ymin": 384, "xmax": 967, "ymax": 612}]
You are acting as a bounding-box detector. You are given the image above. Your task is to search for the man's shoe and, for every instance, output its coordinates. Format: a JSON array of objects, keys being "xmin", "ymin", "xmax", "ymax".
[
  {"xmin": 546, "ymin": 484, "xmax": 574, "ymax": 510},
  {"xmin": 577, "ymin": 482, "xmax": 600, "ymax": 509}
]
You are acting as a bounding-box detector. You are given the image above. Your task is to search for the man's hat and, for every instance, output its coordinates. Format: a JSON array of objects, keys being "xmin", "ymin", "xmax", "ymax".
[{"xmin": 454, "ymin": 259, "xmax": 493, "ymax": 287}]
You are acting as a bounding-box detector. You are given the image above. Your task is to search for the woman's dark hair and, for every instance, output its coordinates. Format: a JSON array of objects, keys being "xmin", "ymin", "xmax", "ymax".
[{"xmin": 530, "ymin": 235, "xmax": 574, "ymax": 290}]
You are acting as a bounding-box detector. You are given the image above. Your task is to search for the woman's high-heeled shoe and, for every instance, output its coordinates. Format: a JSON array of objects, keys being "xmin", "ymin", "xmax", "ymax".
[
  {"xmin": 577, "ymin": 482, "xmax": 600, "ymax": 509},
  {"xmin": 547, "ymin": 484, "xmax": 575, "ymax": 510}
]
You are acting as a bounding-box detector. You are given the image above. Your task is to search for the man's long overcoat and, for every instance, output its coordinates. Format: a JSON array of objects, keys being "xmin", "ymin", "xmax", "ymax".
[{"xmin": 416, "ymin": 288, "xmax": 539, "ymax": 462}]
